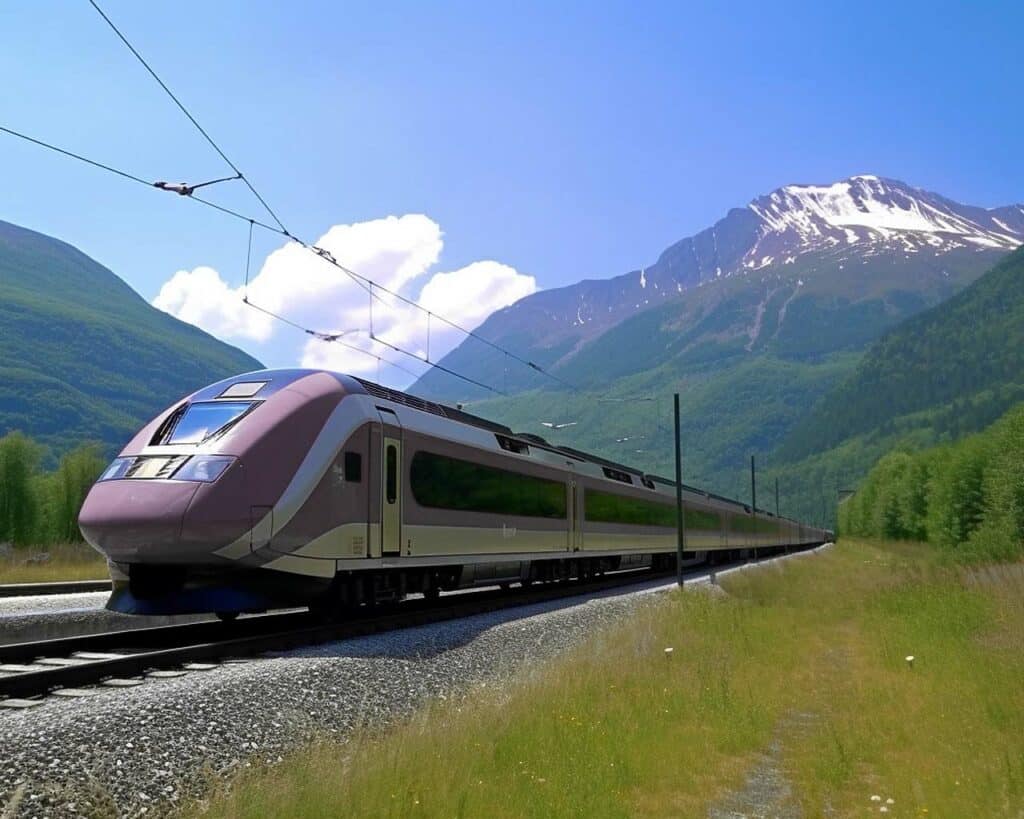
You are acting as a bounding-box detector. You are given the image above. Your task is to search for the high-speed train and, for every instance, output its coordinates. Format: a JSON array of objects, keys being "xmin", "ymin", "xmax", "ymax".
[{"xmin": 78, "ymin": 369, "xmax": 831, "ymax": 617}]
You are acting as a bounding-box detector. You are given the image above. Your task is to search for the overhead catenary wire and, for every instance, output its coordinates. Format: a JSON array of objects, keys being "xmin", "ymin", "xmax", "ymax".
[
  {"xmin": 242, "ymin": 299, "xmax": 423, "ymax": 382},
  {"xmin": 0, "ymin": 120, "xmax": 495, "ymax": 392},
  {"xmin": 243, "ymin": 219, "xmax": 254, "ymax": 294},
  {"xmin": 86, "ymin": 0, "xmax": 289, "ymax": 236},
  {"xmin": 0, "ymin": 124, "xmax": 280, "ymax": 232},
  {"xmin": 1, "ymin": 118, "xmax": 511, "ymax": 393},
  {"xmin": 85, "ymin": 0, "xmax": 575, "ymax": 394},
  {"xmin": 0, "ymin": 124, "xmax": 151, "ymax": 187},
  {"xmin": 368, "ymin": 331, "xmax": 507, "ymax": 396},
  {"xmin": 4, "ymin": 3, "xmax": 575, "ymax": 397}
]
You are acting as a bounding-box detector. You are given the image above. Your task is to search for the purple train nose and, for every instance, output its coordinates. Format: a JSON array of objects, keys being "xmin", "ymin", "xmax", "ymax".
[{"xmin": 79, "ymin": 480, "xmax": 201, "ymax": 564}]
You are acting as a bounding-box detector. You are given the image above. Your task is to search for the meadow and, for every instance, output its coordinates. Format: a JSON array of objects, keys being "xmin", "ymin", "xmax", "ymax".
[
  {"xmin": 194, "ymin": 539, "xmax": 1024, "ymax": 817},
  {"xmin": 0, "ymin": 541, "xmax": 107, "ymax": 584}
]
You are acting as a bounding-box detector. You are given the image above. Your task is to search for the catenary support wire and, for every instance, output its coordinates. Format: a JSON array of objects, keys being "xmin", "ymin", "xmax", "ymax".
[
  {"xmin": 39, "ymin": 2, "xmax": 577, "ymax": 394},
  {"xmin": 87, "ymin": 0, "xmax": 289, "ymax": 235}
]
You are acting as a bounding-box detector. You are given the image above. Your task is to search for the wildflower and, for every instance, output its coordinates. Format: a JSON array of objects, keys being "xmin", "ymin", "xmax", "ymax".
[
  {"xmin": 880, "ymin": 808, "xmax": 889, "ymax": 814},
  {"xmin": 887, "ymin": 798, "xmax": 895, "ymax": 804},
  {"xmin": 871, "ymin": 795, "xmax": 882, "ymax": 802},
  {"xmin": 906, "ymin": 655, "xmax": 915, "ymax": 668},
  {"xmin": 665, "ymin": 647, "xmax": 674, "ymax": 658}
]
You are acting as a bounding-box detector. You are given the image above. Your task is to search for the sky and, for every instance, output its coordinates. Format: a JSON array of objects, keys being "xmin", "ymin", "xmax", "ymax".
[{"xmin": 1, "ymin": 0, "xmax": 1021, "ymax": 384}]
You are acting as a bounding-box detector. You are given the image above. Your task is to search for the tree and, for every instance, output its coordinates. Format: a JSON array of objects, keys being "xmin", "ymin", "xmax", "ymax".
[
  {"xmin": 50, "ymin": 444, "xmax": 105, "ymax": 542},
  {"xmin": 0, "ymin": 432, "xmax": 44, "ymax": 545}
]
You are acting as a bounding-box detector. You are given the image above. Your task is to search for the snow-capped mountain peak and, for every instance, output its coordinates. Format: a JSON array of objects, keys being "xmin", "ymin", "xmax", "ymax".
[
  {"xmin": 746, "ymin": 175, "xmax": 1023, "ymax": 261},
  {"xmin": 415, "ymin": 174, "xmax": 1023, "ymax": 398}
]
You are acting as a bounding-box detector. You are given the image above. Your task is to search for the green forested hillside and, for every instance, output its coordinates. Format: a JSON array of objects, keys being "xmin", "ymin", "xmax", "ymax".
[
  {"xmin": 462, "ymin": 244, "xmax": 1002, "ymax": 514},
  {"xmin": 779, "ymin": 246, "xmax": 1024, "ymax": 461},
  {"xmin": 0, "ymin": 219, "xmax": 262, "ymax": 458},
  {"xmin": 767, "ymin": 246, "xmax": 1024, "ymax": 527}
]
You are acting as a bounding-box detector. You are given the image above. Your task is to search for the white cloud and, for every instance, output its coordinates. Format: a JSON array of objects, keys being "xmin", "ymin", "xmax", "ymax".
[
  {"xmin": 152, "ymin": 214, "xmax": 537, "ymax": 386},
  {"xmin": 152, "ymin": 265, "xmax": 274, "ymax": 341}
]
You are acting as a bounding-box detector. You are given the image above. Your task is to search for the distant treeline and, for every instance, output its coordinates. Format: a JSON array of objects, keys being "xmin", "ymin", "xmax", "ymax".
[
  {"xmin": 839, "ymin": 404, "xmax": 1024, "ymax": 562},
  {"xmin": 0, "ymin": 431, "xmax": 105, "ymax": 546}
]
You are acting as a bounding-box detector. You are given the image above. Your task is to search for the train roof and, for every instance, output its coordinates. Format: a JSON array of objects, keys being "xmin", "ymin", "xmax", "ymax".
[{"xmin": 350, "ymin": 375, "xmax": 809, "ymax": 525}]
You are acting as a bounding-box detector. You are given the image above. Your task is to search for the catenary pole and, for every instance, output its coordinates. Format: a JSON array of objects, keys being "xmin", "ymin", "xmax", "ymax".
[
  {"xmin": 751, "ymin": 455, "xmax": 756, "ymax": 516},
  {"xmin": 674, "ymin": 393, "xmax": 686, "ymax": 586}
]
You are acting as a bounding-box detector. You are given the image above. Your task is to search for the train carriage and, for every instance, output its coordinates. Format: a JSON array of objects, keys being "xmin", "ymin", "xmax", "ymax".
[{"xmin": 78, "ymin": 369, "xmax": 831, "ymax": 617}]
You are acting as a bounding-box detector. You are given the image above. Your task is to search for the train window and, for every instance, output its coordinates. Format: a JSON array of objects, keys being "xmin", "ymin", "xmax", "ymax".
[
  {"xmin": 385, "ymin": 445, "xmax": 398, "ymax": 504},
  {"xmin": 410, "ymin": 451, "xmax": 566, "ymax": 519},
  {"xmin": 218, "ymin": 381, "xmax": 266, "ymax": 399},
  {"xmin": 585, "ymin": 489, "xmax": 722, "ymax": 529},
  {"xmin": 602, "ymin": 467, "xmax": 634, "ymax": 484},
  {"xmin": 165, "ymin": 401, "xmax": 254, "ymax": 444},
  {"xmin": 344, "ymin": 452, "xmax": 362, "ymax": 483},
  {"xmin": 686, "ymin": 508, "xmax": 723, "ymax": 530},
  {"xmin": 495, "ymin": 434, "xmax": 529, "ymax": 454},
  {"xmin": 731, "ymin": 515, "xmax": 780, "ymax": 535}
]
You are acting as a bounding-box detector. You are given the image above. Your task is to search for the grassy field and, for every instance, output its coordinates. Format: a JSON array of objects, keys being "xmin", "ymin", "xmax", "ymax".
[
  {"xmin": 0, "ymin": 542, "xmax": 108, "ymax": 584},
  {"xmin": 194, "ymin": 540, "xmax": 1024, "ymax": 818}
]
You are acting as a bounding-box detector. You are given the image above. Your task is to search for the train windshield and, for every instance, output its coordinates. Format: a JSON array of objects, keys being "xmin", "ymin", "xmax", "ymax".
[{"xmin": 166, "ymin": 401, "xmax": 253, "ymax": 444}]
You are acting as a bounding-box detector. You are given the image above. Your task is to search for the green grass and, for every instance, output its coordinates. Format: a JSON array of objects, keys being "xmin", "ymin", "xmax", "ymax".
[
  {"xmin": 193, "ymin": 540, "xmax": 1024, "ymax": 818},
  {"xmin": 0, "ymin": 542, "xmax": 108, "ymax": 584}
]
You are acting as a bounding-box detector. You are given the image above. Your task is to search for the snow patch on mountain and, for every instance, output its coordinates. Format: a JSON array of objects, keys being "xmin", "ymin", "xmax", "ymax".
[{"xmin": 747, "ymin": 176, "xmax": 1022, "ymax": 260}]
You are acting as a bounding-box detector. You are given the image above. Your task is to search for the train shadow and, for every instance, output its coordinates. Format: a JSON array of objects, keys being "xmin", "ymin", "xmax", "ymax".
[{"xmin": 284, "ymin": 562, "xmax": 727, "ymax": 662}]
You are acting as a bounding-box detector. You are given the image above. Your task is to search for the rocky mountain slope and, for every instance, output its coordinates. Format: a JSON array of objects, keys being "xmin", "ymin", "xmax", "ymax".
[
  {"xmin": 0, "ymin": 219, "xmax": 263, "ymax": 457},
  {"xmin": 415, "ymin": 175, "xmax": 1022, "ymax": 399}
]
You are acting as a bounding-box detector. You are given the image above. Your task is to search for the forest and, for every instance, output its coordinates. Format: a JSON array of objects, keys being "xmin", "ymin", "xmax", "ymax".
[{"xmin": 838, "ymin": 402, "xmax": 1024, "ymax": 562}]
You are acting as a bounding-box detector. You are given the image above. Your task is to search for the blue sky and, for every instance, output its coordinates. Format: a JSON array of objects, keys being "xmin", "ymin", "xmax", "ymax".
[{"xmin": 1, "ymin": 0, "xmax": 1021, "ymax": 377}]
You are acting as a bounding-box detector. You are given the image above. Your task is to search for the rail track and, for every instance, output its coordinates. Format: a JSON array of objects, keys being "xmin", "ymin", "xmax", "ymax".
[
  {"xmin": 0, "ymin": 546, "xmax": 828, "ymax": 706},
  {"xmin": 0, "ymin": 565, "xmax": 680, "ymax": 704},
  {"xmin": 0, "ymin": 580, "xmax": 112, "ymax": 598}
]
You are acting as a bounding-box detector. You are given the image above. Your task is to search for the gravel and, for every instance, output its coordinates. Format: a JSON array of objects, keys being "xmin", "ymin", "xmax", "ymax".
[
  {"xmin": 0, "ymin": 549, "xmax": 830, "ymax": 818},
  {"xmin": 0, "ymin": 575, "xmax": 679, "ymax": 818}
]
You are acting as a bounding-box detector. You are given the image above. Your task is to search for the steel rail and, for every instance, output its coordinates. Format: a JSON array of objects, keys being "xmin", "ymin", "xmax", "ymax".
[
  {"xmin": 0, "ymin": 567, "xmax": 675, "ymax": 700},
  {"xmin": 0, "ymin": 580, "xmax": 112, "ymax": 598}
]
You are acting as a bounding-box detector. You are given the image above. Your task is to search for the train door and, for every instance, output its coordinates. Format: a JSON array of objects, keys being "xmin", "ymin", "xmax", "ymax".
[
  {"xmin": 377, "ymin": 408, "xmax": 402, "ymax": 557},
  {"xmin": 567, "ymin": 468, "xmax": 581, "ymax": 552}
]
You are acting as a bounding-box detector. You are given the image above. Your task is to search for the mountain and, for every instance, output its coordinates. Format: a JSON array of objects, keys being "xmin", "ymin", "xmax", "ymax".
[
  {"xmin": 415, "ymin": 175, "xmax": 1023, "ymax": 399},
  {"xmin": 0, "ymin": 219, "xmax": 262, "ymax": 457},
  {"xmin": 411, "ymin": 176, "xmax": 1021, "ymax": 522},
  {"xmin": 765, "ymin": 245, "xmax": 1024, "ymax": 526}
]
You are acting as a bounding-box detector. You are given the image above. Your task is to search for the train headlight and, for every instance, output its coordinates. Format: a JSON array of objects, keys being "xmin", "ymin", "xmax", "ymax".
[
  {"xmin": 172, "ymin": 455, "xmax": 235, "ymax": 483},
  {"xmin": 98, "ymin": 457, "xmax": 135, "ymax": 481}
]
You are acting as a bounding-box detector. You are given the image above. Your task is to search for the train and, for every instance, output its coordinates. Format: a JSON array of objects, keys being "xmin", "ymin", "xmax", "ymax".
[{"xmin": 78, "ymin": 368, "xmax": 832, "ymax": 618}]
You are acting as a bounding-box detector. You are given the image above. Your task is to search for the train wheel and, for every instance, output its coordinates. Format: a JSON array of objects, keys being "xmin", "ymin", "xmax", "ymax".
[{"xmin": 216, "ymin": 611, "xmax": 239, "ymax": 623}]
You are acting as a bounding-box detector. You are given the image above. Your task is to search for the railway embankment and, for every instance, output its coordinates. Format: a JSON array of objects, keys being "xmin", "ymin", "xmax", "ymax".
[
  {"xmin": 195, "ymin": 539, "xmax": 1024, "ymax": 818},
  {"xmin": 1, "ymin": 567, "xmax": 700, "ymax": 818}
]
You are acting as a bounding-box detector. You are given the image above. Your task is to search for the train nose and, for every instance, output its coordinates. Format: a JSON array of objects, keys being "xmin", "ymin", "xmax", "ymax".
[{"xmin": 78, "ymin": 480, "xmax": 201, "ymax": 563}]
